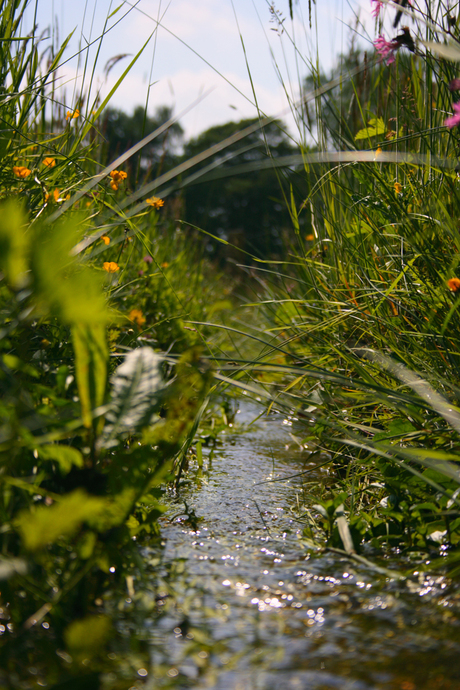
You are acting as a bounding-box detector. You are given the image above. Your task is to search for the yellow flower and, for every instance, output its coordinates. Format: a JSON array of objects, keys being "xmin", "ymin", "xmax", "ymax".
[
  {"xmin": 45, "ymin": 188, "xmax": 60, "ymax": 203},
  {"xmin": 161, "ymin": 262, "xmax": 169, "ymax": 268},
  {"xmin": 42, "ymin": 157, "xmax": 56, "ymax": 168},
  {"xmin": 146, "ymin": 197, "xmax": 164, "ymax": 209},
  {"xmin": 375, "ymin": 147, "xmax": 382, "ymax": 158},
  {"xmin": 394, "ymin": 182, "xmax": 403, "ymax": 195},
  {"xmin": 305, "ymin": 234, "xmax": 315, "ymax": 241},
  {"xmin": 103, "ymin": 262, "xmax": 120, "ymax": 273},
  {"xmin": 101, "ymin": 235, "xmax": 111, "ymax": 245},
  {"xmin": 109, "ymin": 170, "xmax": 127, "ymax": 191},
  {"xmin": 13, "ymin": 166, "xmax": 31, "ymax": 178},
  {"xmin": 129, "ymin": 309, "xmax": 146, "ymax": 328},
  {"xmin": 447, "ymin": 277, "xmax": 460, "ymax": 293},
  {"xmin": 66, "ymin": 109, "xmax": 80, "ymax": 121},
  {"xmin": 110, "ymin": 170, "xmax": 127, "ymax": 183}
]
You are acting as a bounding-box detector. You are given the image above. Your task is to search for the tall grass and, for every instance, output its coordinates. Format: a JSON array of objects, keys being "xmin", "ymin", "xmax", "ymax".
[
  {"xmin": 3, "ymin": 0, "xmax": 460, "ymax": 685},
  {"xmin": 230, "ymin": 0, "xmax": 460, "ymax": 568},
  {"xmin": 0, "ymin": 1, "xmax": 239, "ymax": 684}
]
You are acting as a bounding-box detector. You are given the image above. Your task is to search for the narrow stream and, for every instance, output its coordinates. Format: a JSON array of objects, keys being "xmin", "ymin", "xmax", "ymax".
[{"xmin": 141, "ymin": 402, "xmax": 460, "ymax": 689}]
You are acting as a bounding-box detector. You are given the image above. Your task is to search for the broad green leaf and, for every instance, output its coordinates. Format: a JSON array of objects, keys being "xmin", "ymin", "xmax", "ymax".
[
  {"xmin": 37, "ymin": 444, "xmax": 84, "ymax": 474},
  {"xmin": 16, "ymin": 490, "xmax": 107, "ymax": 551},
  {"xmin": 355, "ymin": 117, "xmax": 386, "ymax": 141},
  {"xmin": 29, "ymin": 217, "xmax": 109, "ymax": 326},
  {"xmin": 64, "ymin": 615, "xmax": 111, "ymax": 657},
  {"xmin": 101, "ymin": 347, "xmax": 164, "ymax": 447},
  {"xmin": 72, "ymin": 323, "xmax": 108, "ymax": 429},
  {"xmin": 0, "ymin": 201, "xmax": 28, "ymax": 288}
]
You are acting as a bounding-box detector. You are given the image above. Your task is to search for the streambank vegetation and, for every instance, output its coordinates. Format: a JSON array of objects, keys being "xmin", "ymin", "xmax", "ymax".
[{"xmin": 2, "ymin": 0, "xmax": 460, "ymax": 687}]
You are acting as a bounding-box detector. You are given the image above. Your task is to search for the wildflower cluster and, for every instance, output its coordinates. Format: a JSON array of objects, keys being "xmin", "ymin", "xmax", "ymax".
[
  {"xmin": 445, "ymin": 81, "xmax": 460, "ymax": 129},
  {"xmin": 129, "ymin": 308, "xmax": 146, "ymax": 328},
  {"xmin": 374, "ymin": 34, "xmax": 398, "ymax": 64},
  {"xmin": 13, "ymin": 166, "xmax": 31, "ymax": 178},
  {"xmin": 65, "ymin": 109, "xmax": 80, "ymax": 122},
  {"xmin": 103, "ymin": 261, "xmax": 120, "ymax": 273},
  {"xmin": 146, "ymin": 196, "xmax": 164, "ymax": 209},
  {"xmin": 109, "ymin": 170, "xmax": 128, "ymax": 191},
  {"xmin": 371, "ymin": 0, "xmax": 383, "ymax": 19},
  {"xmin": 447, "ymin": 277, "xmax": 460, "ymax": 293},
  {"xmin": 45, "ymin": 189, "xmax": 60, "ymax": 203}
]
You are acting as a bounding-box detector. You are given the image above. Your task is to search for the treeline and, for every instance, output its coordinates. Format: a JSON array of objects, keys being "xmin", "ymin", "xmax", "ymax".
[{"xmin": 98, "ymin": 106, "xmax": 303, "ymax": 259}]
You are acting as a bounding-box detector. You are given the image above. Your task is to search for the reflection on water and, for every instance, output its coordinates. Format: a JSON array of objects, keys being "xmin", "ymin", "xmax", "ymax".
[{"xmin": 140, "ymin": 403, "xmax": 460, "ymax": 690}]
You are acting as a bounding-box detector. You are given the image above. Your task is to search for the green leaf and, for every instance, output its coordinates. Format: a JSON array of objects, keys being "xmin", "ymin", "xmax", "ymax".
[
  {"xmin": 0, "ymin": 201, "xmax": 28, "ymax": 288},
  {"xmin": 72, "ymin": 324, "xmax": 108, "ymax": 430},
  {"xmin": 101, "ymin": 347, "xmax": 165, "ymax": 447},
  {"xmin": 30, "ymin": 217, "xmax": 109, "ymax": 326},
  {"xmin": 16, "ymin": 490, "xmax": 107, "ymax": 551},
  {"xmin": 37, "ymin": 444, "xmax": 84, "ymax": 474},
  {"xmin": 355, "ymin": 117, "xmax": 387, "ymax": 141},
  {"xmin": 64, "ymin": 615, "xmax": 111, "ymax": 657}
]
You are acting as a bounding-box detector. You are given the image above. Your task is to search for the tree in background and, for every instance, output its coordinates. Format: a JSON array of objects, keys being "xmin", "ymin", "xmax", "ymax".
[
  {"xmin": 99, "ymin": 105, "xmax": 183, "ymax": 181},
  {"xmin": 180, "ymin": 117, "xmax": 300, "ymax": 260}
]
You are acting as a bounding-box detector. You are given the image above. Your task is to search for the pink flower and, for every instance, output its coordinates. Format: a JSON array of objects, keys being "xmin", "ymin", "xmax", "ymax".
[
  {"xmin": 374, "ymin": 34, "xmax": 398, "ymax": 64},
  {"xmin": 445, "ymin": 102, "xmax": 460, "ymax": 129},
  {"xmin": 449, "ymin": 78, "xmax": 460, "ymax": 92},
  {"xmin": 371, "ymin": 1, "xmax": 383, "ymax": 18}
]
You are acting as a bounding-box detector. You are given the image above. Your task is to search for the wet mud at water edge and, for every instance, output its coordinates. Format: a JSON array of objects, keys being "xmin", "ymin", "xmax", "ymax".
[{"xmin": 140, "ymin": 402, "xmax": 460, "ymax": 690}]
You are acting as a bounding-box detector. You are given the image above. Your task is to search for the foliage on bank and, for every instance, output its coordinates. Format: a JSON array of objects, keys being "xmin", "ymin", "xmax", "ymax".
[{"xmin": 241, "ymin": 0, "xmax": 460, "ymax": 573}]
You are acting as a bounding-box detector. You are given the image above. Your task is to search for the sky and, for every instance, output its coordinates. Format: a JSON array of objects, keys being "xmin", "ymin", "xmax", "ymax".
[{"xmin": 25, "ymin": 0, "xmax": 381, "ymax": 140}]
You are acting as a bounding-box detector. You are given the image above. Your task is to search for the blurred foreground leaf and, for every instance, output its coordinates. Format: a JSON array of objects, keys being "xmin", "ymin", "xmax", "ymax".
[
  {"xmin": 16, "ymin": 490, "xmax": 108, "ymax": 551},
  {"xmin": 101, "ymin": 346, "xmax": 164, "ymax": 447}
]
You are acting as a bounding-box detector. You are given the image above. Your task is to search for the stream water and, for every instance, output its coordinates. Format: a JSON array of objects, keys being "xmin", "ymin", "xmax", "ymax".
[{"xmin": 140, "ymin": 402, "xmax": 460, "ymax": 690}]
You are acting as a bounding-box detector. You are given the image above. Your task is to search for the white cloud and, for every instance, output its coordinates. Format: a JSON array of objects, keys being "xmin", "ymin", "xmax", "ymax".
[{"xmin": 29, "ymin": 0, "xmax": 376, "ymax": 139}]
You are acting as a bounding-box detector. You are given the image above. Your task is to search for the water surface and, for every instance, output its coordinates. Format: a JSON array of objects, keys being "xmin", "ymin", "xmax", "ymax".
[{"xmin": 143, "ymin": 403, "xmax": 460, "ymax": 689}]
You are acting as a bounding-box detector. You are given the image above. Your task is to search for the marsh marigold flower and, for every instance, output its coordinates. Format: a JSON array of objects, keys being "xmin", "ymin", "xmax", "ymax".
[
  {"xmin": 42, "ymin": 157, "xmax": 56, "ymax": 168},
  {"xmin": 13, "ymin": 166, "xmax": 31, "ymax": 178},
  {"xmin": 101, "ymin": 235, "xmax": 111, "ymax": 245},
  {"xmin": 394, "ymin": 181, "xmax": 403, "ymax": 194},
  {"xmin": 103, "ymin": 261, "xmax": 120, "ymax": 273},
  {"xmin": 110, "ymin": 170, "xmax": 127, "ymax": 182},
  {"xmin": 146, "ymin": 197, "xmax": 164, "ymax": 209},
  {"xmin": 447, "ymin": 277, "xmax": 460, "ymax": 292},
  {"xmin": 45, "ymin": 189, "xmax": 60, "ymax": 203},
  {"xmin": 66, "ymin": 109, "xmax": 80, "ymax": 121},
  {"xmin": 109, "ymin": 170, "xmax": 127, "ymax": 191},
  {"xmin": 129, "ymin": 309, "xmax": 146, "ymax": 327}
]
